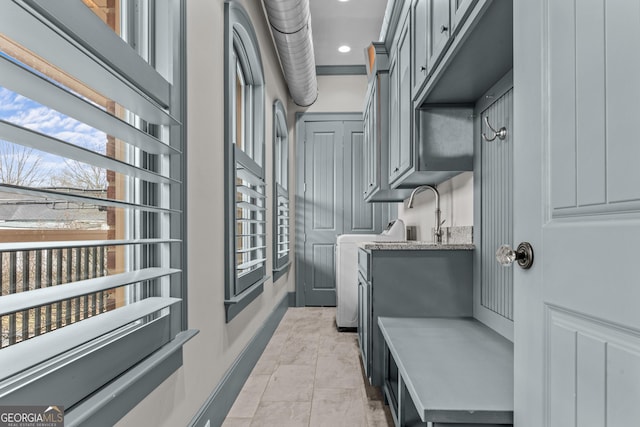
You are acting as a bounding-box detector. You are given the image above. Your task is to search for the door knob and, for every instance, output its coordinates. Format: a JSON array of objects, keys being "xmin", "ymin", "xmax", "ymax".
[
  {"xmin": 496, "ymin": 242, "xmax": 534, "ymax": 269},
  {"xmin": 440, "ymin": 25, "xmax": 449, "ymax": 33}
]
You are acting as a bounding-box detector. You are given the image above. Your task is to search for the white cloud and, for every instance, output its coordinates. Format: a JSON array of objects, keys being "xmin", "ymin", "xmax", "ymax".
[
  {"xmin": 0, "ymin": 87, "xmax": 111, "ymax": 160},
  {"xmin": 0, "ymin": 88, "xmax": 29, "ymax": 113},
  {"xmin": 55, "ymin": 130, "xmax": 106, "ymax": 150}
]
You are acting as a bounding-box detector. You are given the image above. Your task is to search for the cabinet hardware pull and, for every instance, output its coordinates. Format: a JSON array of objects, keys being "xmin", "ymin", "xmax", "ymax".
[
  {"xmin": 440, "ymin": 25, "xmax": 449, "ymax": 33},
  {"xmin": 482, "ymin": 116, "xmax": 507, "ymax": 142},
  {"xmin": 420, "ymin": 65, "xmax": 426, "ymax": 72}
]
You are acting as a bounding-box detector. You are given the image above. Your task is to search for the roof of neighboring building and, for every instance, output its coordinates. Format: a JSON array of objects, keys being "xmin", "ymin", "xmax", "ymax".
[{"xmin": 0, "ymin": 189, "xmax": 107, "ymax": 226}]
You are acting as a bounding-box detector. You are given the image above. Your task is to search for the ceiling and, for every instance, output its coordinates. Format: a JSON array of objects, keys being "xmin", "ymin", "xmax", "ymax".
[{"xmin": 309, "ymin": 0, "xmax": 389, "ymax": 67}]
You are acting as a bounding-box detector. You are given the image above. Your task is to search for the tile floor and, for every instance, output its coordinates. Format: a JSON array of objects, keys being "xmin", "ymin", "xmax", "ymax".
[{"xmin": 222, "ymin": 307, "xmax": 394, "ymax": 427}]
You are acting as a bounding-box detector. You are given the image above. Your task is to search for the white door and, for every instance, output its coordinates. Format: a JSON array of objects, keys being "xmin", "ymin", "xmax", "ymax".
[{"xmin": 514, "ymin": 1, "xmax": 640, "ymax": 425}]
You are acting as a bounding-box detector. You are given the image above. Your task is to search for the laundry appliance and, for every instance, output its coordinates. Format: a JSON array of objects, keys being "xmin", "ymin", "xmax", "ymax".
[{"xmin": 335, "ymin": 219, "xmax": 406, "ymax": 329}]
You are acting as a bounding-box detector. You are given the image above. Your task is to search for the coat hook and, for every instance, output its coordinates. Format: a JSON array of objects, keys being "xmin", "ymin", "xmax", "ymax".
[{"xmin": 482, "ymin": 116, "xmax": 507, "ymax": 142}]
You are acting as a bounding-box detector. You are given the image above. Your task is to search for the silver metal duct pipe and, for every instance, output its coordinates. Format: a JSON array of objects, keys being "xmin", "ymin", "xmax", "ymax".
[{"xmin": 263, "ymin": 0, "xmax": 318, "ymax": 107}]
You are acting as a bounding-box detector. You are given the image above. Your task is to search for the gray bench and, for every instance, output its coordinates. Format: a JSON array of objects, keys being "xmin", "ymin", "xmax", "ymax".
[{"xmin": 378, "ymin": 317, "xmax": 514, "ymax": 427}]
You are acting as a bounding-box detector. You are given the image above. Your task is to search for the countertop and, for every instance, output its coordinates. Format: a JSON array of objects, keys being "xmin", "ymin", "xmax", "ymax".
[
  {"xmin": 378, "ymin": 317, "xmax": 514, "ymax": 424},
  {"xmin": 357, "ymin": 241, "xmax": 475, "ymax": 250}
]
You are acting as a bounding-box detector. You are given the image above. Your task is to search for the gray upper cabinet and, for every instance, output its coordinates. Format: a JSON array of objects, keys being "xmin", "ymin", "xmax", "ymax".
[
  {"xmin": 363, "ymin": 43, "xmax": 413, "ymax": 202},
  {"xmin": 426, "ymin": 0, "xmax": 451, "ymax": 71},
  {"xmin": 365, "ymin": 0, "xmax": 511, "ymax": 192},
  {"xmin": 392, "ymin": 3, "xmax": 475, "ymax": 189},
  {"xmin": 414, "ymin": 0, "xmax": 477, "ymax": 98},
  {"xmin": 416, "ymin": 0, "xmax": 513, "ymax": 104},
  {"xmin": 389, "ymin": 11, "xmax": 413, "ymax": 186},
  {"xmin": 412, "ymin": 0, "xmax": 428, "ymax": 96}
]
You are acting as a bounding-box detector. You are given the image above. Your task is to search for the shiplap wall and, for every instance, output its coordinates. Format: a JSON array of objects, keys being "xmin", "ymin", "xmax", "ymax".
[{"xmin": 480, "ymin": 88, "xmax": 513, "ymax": 320}]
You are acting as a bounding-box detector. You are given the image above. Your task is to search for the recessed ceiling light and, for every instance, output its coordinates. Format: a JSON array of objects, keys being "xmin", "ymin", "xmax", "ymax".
[
  {"xmin": 338, "ymin": 0, "xmax": 349, "ymax": 2},
  {"xmin": 338, "ymin": 45, "xmax": 351, "ymax": 53}
]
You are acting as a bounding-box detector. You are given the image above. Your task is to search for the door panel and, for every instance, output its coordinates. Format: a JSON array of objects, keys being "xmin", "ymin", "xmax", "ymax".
[
  {"xmin": 311, "ymin": 130, "xmax": 338, "ymax": 230},
  {"xmin": 607, "ymin": 0, "xmax": 640, "ymax": 204},
  {"xmin": 514, "ymin": 0, "xmax": 640, "ymax": 425},
  {"xmin": 574, "ymin": 0, "xmax": 606, "ymax": 207},
  {"xmin": 547, "ymin": 307, "xmax": 640, "ymax": 427},
  {"xmin": 304, "ymin": 121, "xmax": 343, "ymax": 306},
  {"xmin": 311, "ymin": 244, "xmax": 336, "ymax": 290},
  {"xmin": 550, "ymin": 0, "xmax": 640, "ymax": 214}
]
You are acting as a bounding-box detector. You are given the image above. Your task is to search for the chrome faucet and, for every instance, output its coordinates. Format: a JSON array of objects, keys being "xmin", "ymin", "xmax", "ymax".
[{"xmin": 407, "ymin": 185, "xmax": 444, "ymax": 244}]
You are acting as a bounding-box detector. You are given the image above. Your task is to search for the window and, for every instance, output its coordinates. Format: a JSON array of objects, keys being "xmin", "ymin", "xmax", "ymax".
[
  {"xmin": 0, "ymin": 1, "xmax": 192, "ymax": 424},
  {"xmin": 272, "ymin": 100, "xmax": 290, "ymax": 279},
  {"xmin": 224, "ymin": 2, "xmax": 267, "ymax": 321}
]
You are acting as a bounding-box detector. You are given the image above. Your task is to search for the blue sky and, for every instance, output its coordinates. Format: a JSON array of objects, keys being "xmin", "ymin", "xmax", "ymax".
[
  {"xmin": 0, "ymin": 86, "xmax": 108, "ymax": 186},
  {"xmin": 0, "ymin": 49, "xmax": 107, "ymax": 155},
  {"xmin": 0, "ymin": 87, "xmax": 107, "ymax": 153}
]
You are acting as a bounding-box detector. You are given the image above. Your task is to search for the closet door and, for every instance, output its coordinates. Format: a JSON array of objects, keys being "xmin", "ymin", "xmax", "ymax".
[
  {"xmin": 298, "ymin": 116, "xmax": 384, "ymax": 306},
  {"xmin": 515, "ymin": 1, "xmax": 640, "ymax": 424}
]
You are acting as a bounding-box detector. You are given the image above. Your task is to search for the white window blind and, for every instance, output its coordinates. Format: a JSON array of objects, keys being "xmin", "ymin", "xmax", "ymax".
[
  {"xmin": 272, "ymin": 100, "xmax": 290, "ymax": 273},
  {"xmin": 0, "ymin": 0, "xmax": 189, "ymax": 415},
  {"xmin": 276, "ymin": 191, "xmax": 290, "ymax": 262},
  {"xmin": 235, "ymin": 162, "xmax": 266, "ymax": 294}
]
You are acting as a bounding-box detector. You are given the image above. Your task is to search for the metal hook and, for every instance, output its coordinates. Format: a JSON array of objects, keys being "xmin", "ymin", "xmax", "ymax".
[{"xmin": 482, "ymin": 116, "xmax": 507, "ymax": 142}]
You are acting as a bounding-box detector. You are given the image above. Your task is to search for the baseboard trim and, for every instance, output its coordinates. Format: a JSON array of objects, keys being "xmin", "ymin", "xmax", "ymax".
[
  {"xmin": 188, "ymin": 292, "xmax": 292, "ymax": 427},
  {"xmin": 288, "ymin": 291, "xmax": 296, "ymax": 307}
]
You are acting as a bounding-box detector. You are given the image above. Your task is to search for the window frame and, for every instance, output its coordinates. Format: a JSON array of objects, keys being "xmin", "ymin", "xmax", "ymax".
[
  {"xmin": 224, "ymin": 1, "xmax": 267, "ymax": 322},
  {"xmin": 272, "ymin": 99, "xmax": 290, "ymax": 280},
  {"xmin": 0, "ymin": 1, "xmax": 193, "ymax": 424}
]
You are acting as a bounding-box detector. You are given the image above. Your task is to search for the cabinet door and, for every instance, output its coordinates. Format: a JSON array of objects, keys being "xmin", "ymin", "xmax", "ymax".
[
  {"xmin": 397, "ymin": 15, "xmax": 413, "ymax": 182},
  {"xmin": 368, "ymin": 80, "xmax": 378, "ymax": 194},
  {"xmin": 412, "ymin": 0, "xmax": 428, "ymax": 95},
  {"xmin": 388, "ymin": 54, "xmax": 400, "ymax": 183},
  {"xmin": 427, "ymin": 0, "xmax": 451, "ymax": 70},
  {"xmin": 363, "ymin": 92, "xmax": 373, "ymax": 198},
  {"xmin": 357, "ymin": 278, "xmax": 365, "ymax": 354},
  {"xmin": 357, "ymin": 275, "xmax": 371, "ymax": 378},
  {"xmin": 450, "ymin": 0, "xmax": 476, "ymax": 33}
]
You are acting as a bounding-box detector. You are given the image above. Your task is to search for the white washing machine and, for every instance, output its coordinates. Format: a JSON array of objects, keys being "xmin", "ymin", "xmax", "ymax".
[{"xmin": 335, "ymin": 219, "xmax": 406, "ymax": 329}]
